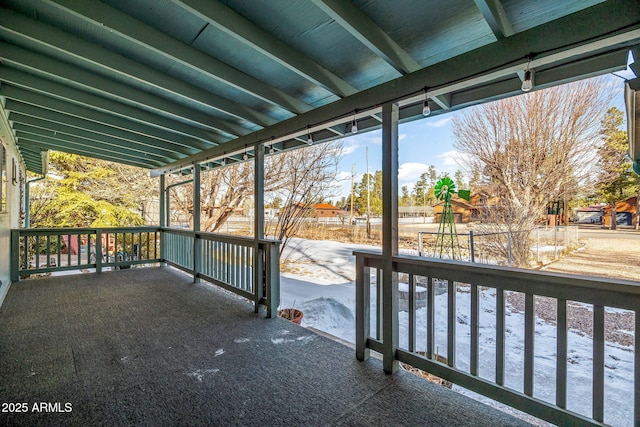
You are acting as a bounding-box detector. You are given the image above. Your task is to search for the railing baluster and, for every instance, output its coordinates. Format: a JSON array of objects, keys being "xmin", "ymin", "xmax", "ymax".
[
  {"xmin": 35, "ymin": 235, "xmax": 40, "ymax": 269},
  {"xmin": 46, "ymin": 235, "xmax": 51, "ymax": 267},
  {"xmin": 408, "ymin": 274, "xmax": 416, "ymax": 353},
  {"xmin": 524, "ymin": 293, "xmax": 535, "ymax": 396},
  {"xmin": 556, "ymin": 298, "xmax": 567, "ymax": 409},
  {"xmin": 426, "ymin": 276, "xmax": 434, "ymax": 359},
  {"xmin": 56, "ymin": 234, "xmax": 61, "ymax": 268},
  {"xmin": 593, "ymin": 304, "xmax": 605, "ymax": 422},
  {"xmin": 470, "ymin": 283, "xmax": 479, "ymax": 376},
  {"xmin": 496, "ymin": 288, "xmax": 505, "ymax": 386},
  {"xmin": 376, "ymin": 268, "xmax": 382, "ymax": 341},
  {"xmin": 447, "ymin": 280, "xmax": 456, "ymax": 367},
  {"xmin": 635, "ymin": 309, "xmax": 640, "ymax": 426}
]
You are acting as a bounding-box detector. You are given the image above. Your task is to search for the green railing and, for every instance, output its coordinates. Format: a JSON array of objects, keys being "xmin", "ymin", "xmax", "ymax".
[
  {"xmin": 354, "ymin": 250, "xmax": 640, "ymax": 427},
  {"xmin": 11, "ymin": 227, "xmax": 280, "ymax": 316}
]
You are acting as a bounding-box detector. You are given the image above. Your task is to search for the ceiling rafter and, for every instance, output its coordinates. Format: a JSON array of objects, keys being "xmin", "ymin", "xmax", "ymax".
[
  {"xmin": 0, "ymin": 44, "xmax": 240, "ymax": 139},
  {"xmin": 9, "ymin": 112, "xmax": 180, "ymax": 162},
  {"xmin": 17, "ymin": 137, "xmax": 159, "ymax": 169},
  {"xmin": 0, "ymin": 85, "xmax": 214, "ymax": 151},
  {"xmin": 152, "ymin": 0, "xmax": 640, "ymax": 176},
  {"xmin": 311, "ymin": 0, "xmax": 421, "ymax": 75},
  {"xmin": 6, "ymin": 101, "xmax": 195, "ymax": 158},
  {"xmin": 0, "ymin": 9, "xmax": 274, "ymax": 129},
  {"xmin": 43, "ymin": 0, "xmax": 312, "ymax": 114},
  {"xmin": 172, "ymin": 0, "xmax": 357, "ymax": 98},
  {"xmin": 473, "ymin": 0, "xmax": 514, "ymax": 40},
  {"xmin": 16, "ymin": 130, "xmax": 165, "ymax": 167},
  {"xmin": 0, "ymin": 67, "xmax": 224, "ymax": 144}
]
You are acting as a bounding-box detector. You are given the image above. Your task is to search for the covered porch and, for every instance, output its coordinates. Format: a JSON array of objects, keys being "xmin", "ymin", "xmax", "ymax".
[
  {"xmin": 0, "ymin": 267, "xmax": 530, "ymax": 426},
  {"xmin": 1, "ymin": 1, "xmax": 640, "ymax": 426}
]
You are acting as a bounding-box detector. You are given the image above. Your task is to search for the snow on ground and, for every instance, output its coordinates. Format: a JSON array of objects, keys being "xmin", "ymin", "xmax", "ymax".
[{"xmin": 279, "ymin": 238, "xmax": 635, "ymax": 427}]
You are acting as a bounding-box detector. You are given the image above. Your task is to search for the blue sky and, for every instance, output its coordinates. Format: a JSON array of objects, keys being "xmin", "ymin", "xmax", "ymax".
[{"xmin": 332, "ymin": 71, "xmax": 633, "ymax": 199}]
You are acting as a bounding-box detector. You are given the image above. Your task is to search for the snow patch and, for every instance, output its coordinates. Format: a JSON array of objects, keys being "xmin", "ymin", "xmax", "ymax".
[
  {"xmin": 214, "ymin": 348, "xmax": 224, "ymax": 357},
  {"xmin": 187, "ymin": 368, "xmax": 220, "ymax": 382}
]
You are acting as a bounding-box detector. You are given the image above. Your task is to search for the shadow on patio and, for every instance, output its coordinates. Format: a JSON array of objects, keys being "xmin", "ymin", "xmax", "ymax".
[{"xmin": 0, "ymin": 267, "xmax": 531, "ymax": 426}]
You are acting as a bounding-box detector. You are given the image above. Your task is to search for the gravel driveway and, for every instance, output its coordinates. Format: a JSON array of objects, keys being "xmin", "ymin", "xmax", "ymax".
[{"xmin": 510, "ymin": 232, "xmax": 640, "ymax": 347}]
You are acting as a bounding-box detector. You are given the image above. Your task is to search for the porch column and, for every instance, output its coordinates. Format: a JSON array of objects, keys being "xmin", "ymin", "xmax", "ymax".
[
  {"xmin": 159, "ymin": 174, "xmax": 166, "ymax": 264},
  {"xmin": 193, "ymin": 164, "xmax": 201, "ymax": 283},
  {"xmin": 253, "ymin": 143, "xmax": 267, "ymax": 314},
  {"xmin": 381, "ymin": 101, "xmax": 399, "ymax": 374}
]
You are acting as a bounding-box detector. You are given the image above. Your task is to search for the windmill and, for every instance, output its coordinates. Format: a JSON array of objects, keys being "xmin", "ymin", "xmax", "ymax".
[{"xmin": 433, "ymin": 177, "xmax": 470, "ymax": 260}]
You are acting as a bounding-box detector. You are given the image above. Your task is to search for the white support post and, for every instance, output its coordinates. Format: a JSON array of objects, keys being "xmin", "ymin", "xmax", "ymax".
[
  {"xmin": 193, "ymin": 165, "xmax": 201, "ymax": 283},
  {"xmin": 253, "ymin": 143, "xmax": 268, "ymax": 314},
  {"xmin": 381, "ymin": 102, "xmax": 399, "ymax": 374}
]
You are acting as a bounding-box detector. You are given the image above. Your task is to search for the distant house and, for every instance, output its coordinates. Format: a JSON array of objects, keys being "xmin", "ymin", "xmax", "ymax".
[
  {"xmin": 603, "ymin": 196, "xmax": 638, "ymax": 226},
  {"xmin": 314, "ymin": 203, "xmax": 343, "ymax": 218},
  {"xmin": 433, "ymin": 196, "xmax": 477, "ymax": 223},
  {"xmin": 280, "ymin": 202, "xmax": 344, "ymax": 220},
  {"xmin": 573, "ymin": 206, "xmax": 604, "ymax": 224}
]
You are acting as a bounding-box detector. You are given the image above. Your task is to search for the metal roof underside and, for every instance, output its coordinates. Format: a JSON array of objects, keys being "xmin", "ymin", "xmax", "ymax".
[{"xmin": 0, "ymin": 0, "xmax": 639, "ymax": 176}]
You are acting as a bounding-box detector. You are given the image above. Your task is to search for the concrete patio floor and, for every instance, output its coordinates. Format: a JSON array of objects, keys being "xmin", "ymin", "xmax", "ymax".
[{"xmin": 0, "ymin": 267, "xmax": 533, "ymax": 426}]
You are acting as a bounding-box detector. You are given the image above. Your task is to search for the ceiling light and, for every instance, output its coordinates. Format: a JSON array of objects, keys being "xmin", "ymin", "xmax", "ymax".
[
  {"xmin": 307, "ymin": 127, "xmax": 313, "ymax": 145},
  {"xmin": 351, "ymin": 119, "xmax": 358, "ymax": 134},
  {"xmin": 422, "ymin": 89, "xmax": 431, "ymax": 116},
  {"xmin": 243, "ymin": 152, "xmax": 249, "ymax": 161},
  {"xmin": 521, "ymin": 57, "xmax": 533, "ymax": 92}
]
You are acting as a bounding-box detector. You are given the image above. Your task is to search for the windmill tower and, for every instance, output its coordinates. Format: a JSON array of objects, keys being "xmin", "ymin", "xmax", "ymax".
[{"xmin": 433, "ymin": 177, "xmax": 470, "ymax": 260}]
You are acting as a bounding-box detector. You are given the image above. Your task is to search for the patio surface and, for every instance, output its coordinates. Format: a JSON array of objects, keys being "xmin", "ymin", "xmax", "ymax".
[{"xmin": 0, "ymin": 267, "xmax": 532, "ymax": 426}]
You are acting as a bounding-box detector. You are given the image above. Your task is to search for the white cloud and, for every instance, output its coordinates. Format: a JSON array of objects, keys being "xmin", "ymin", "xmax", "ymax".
[
  {"xmin": 341, "ymin": 142, "xmax": 359, "ymax": 156},
  {"xmin": 399, "ymin": 133, "xmax": 407, "ymax": 142},
  {"xmin": 426, "ymin": 117, "xmax": 452, "ymax": 128},
  {"xmin": 398, "ymin": 162, "xmax": 428, "ymax": 182}
]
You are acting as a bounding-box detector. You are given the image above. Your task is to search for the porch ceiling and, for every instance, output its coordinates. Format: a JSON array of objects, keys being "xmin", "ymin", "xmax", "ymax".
[{"xmin": 0, "ymin": 0, "xmax": 639, "ymax": 175}]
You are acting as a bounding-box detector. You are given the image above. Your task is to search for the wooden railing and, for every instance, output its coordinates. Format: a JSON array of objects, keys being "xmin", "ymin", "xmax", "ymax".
[
  {"xmin": 354, "ymin": 250, "xmax": 640, "ymax": 427},
  {"xmin": 11, "ymin": 227, "xmax": 280, "ymax": 317}
]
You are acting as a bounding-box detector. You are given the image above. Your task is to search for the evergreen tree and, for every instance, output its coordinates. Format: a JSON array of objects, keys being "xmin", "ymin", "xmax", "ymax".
[{"xmin": 595, "ymin": 107, "xmax": 637, "ymax": 229}]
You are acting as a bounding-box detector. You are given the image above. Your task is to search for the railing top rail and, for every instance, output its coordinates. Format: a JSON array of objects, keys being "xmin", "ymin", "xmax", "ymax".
[
  {"xmin": 14, "ymin": 226, "xmax": 162, "ymax": 235},
  {"xmin": 353, "ymin": 249, "xmax": 640, "ymax": 309},
  {"xmin": 162, "ymin": 227, "xmax": 280, "ymax": 248}
]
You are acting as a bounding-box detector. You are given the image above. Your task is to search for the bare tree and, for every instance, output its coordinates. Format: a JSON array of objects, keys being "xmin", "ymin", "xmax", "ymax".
[
  {"xmin": 168, "ymin": 141, "xmax": 342, "ymax": 242},
  {"xmin": 453, "ymin": 77, "xmax": 616, "ymax": 266},
  {"xmin": 266, "ymin": 142, "xmax": 342, "ymax": 254}
]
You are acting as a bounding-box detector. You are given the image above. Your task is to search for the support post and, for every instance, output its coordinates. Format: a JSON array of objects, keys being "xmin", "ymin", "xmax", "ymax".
[
  {"xmin": 159, "ymin": 174, "xmax": 166, "ymax": 264},
  {"xmin": 193, "ymin": 164, "xmax": 201, "ymax": 283},
  {"xmin": 24, "ymin": 180, "xmax": 30, "ymax": 229},
  {"xmin": 381, "ymin": 101, "xmax": 399, "ymax": 374},
  {"xmin": 253, "ymin": 143, "xmax": 268, "ymax": 314}
]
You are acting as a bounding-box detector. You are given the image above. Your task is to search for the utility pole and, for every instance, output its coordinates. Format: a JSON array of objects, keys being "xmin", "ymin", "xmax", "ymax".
[
  {"xmin": 366, "ymin": 146, "xmax": 371, "ymax": 238},
  {"xmin": 350, "ymin": 164, "xmax": 355, "ymax": 225}
]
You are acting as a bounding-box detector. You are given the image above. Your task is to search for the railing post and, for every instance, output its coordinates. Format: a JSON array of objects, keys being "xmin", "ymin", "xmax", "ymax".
[
  {"xmin": 265, "ymin": 242, "xmax": 280, "ymax": 318},
  {"xmin": 10, "ymin": 229, "xmax": 20, "ymax": 282},
  {"xmin": 469, "ymin": 230, "xmax": 475, "ymax": 263},
  {"xmin": 95, "ymin": 229, "xmax": 102, "ymax": 273},
  {"xmin": 355, "ymin": 253, "xmax": 370, "ymax": 361}
]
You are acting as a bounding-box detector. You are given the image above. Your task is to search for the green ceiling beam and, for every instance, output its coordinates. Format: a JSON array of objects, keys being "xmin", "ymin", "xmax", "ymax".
[
  {"xmin": 0, "ymin": 85, "xmax": 214, "ymax": 151},
  {"xmin": 0, "ymin": 67, "xmax": 224, "ymax": 144},
  {"xmin": 0, "ymin": 44, "xmax": 240, "ymax": 138},
  {"xmin": 0, "ymin": 9, "xmax": 274, "ymax": 129},
  {"xmin": 311, "ymin": 0, "xmax": 421, "ymax": 75},
  {"xmin": 153, "ymin": 0, "xmax": 640, "ymax": 176},
  {"xmin": 17, "ymin": 138, "xmax": 159, "ymax": 169},
  {"xmin": 13, "ymin": 123, "xmax": 172, "ymax": 164},
  {"xmin": 172, "ymin": 0, "xmax": 357, "ymax": 98},
  {"xmin": 44, "ymin": 0, "xmax": 312, "ymax": 114},
  {"xmin": 9, "ymin": 113, "xmax": 181, "ymax": 161},
  {"xmin": 6, "ymin": 102, "xmax": 193, "ymax": 157},
  {"xmin": 473, "ymin": 0, "xmax": 514, "ymax": 40}
]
